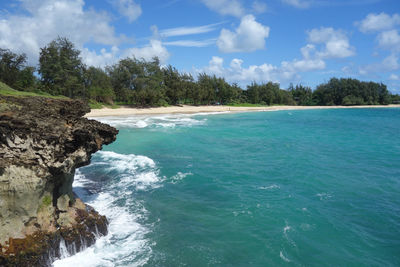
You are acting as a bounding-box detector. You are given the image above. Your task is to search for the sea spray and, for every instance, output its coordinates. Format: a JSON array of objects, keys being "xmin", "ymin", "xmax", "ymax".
[{"xmin": 53, "ymin": 151, "xmax": 162, "ymax": 266}]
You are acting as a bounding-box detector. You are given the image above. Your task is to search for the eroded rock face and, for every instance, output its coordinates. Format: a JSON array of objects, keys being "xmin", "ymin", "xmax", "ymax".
[{"xmin": 0, "ymin": 96, "xmax": 118, "ymax": 266}]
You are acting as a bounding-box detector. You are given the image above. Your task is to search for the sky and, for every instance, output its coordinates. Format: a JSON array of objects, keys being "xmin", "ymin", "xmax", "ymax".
[{"xmin": 0, "ymin": 0, "xmax": 399, "ymax": 92}]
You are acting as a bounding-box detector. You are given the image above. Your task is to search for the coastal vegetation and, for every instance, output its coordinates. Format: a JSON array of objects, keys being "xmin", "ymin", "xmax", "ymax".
[{"xmin": 1, "ymin": 37, "xmax": 399, "ymax": 108}]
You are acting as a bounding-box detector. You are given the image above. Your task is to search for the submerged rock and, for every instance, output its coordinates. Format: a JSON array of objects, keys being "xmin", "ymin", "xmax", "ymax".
[{"xmin": 0, "ymin": 96, "xmax": 118, "ymax": 266}]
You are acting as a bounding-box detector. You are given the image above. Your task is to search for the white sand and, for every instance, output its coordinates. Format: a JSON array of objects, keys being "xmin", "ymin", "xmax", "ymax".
[{"xmin": 86, "ymin": 104, "xmax": 400, "ymax": 117}]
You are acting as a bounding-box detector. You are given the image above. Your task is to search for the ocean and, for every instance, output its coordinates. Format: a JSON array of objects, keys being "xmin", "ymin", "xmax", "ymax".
[{"xmin": 54, "ymin": 108, "xmax": 400, "ymax": 266}]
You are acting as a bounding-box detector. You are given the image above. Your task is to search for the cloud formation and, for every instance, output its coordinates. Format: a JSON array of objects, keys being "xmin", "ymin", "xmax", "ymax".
[
  {"xmin": 281, "ymin": 0, "xmax": 310, "ymax": 9},
  {"xmin": 252, "ymin": 1, "xmax": 268, "ymax": 14},
  {"xmin": 357, "ymin": 12, "xmax": 400, "ymax": 76},
  {"xmin": 113, "ymin": 0, "xmax": 142, "ymax": 23},
  {"xmin": 357, "ymin": 12, "xmax": 400, "ymax": 33},
  {"xmin": 159, "ymin": 23, "xmax": 220, "ymax": 37},
  {"xmin": 378, "ymin": 29, "xmax": 400, "ymax": 53},
  {"xmin": 164, "ymin": 39, "xmax": 216, "ymax": 47},
  {"xmin": 199, "ymin": 56, "xmax": 278, "ymax": 84},
  {"xmin": 199, "ymin": 26, "xmax": 354, "ymax": 85},
  {"xmin": 359, "ymin": 54, "xmax": 399, "ymax": 75},
  {"xmin": 0, "ymin": 0, "xmax": 170, "ymax": 67},
  {"xmin": 201, "ymin": 0, "xmax": 244, "ymax": 17},
  {"xmin": 0, "ymin": 0, "xmax": 121, "ymax": 64},
  {"xmin": 217, "ymin": 15, "xmax": 270, "ymax": 53},
  {"xmin": 198, "ymin": 51, "xmax": 326, "ymax": 86},
  {"xmin": 122, "ymin": 39, "xmax": 170, "ymax": 63},
  {"xmin": 307, "ymin": 27, "xmax": 355, "ymax": 58}
]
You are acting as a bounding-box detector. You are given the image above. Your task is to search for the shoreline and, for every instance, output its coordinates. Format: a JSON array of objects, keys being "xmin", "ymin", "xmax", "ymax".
[{"xmin": 85, "ymin": 104, "xmax": 400, "ymax": 117}]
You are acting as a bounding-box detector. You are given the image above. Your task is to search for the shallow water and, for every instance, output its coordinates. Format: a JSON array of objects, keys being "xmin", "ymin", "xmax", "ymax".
[{"xmin": 54, "ymin": 108, "xmax": 400, "ymax": 266}]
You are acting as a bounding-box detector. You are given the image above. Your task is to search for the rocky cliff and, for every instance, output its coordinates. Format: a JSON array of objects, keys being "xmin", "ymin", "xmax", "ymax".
[{"xmin": 0, "ymin": 95, "xmax": 118, "ymax": 266}]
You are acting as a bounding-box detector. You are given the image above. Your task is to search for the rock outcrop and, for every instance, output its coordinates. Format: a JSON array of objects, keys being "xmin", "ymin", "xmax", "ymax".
[{"xmin": 0, "ymin": 96, "xmax": 118, "ymax": 266}]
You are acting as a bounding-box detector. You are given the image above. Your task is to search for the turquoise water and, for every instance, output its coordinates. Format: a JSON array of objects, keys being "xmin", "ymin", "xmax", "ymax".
[{"xmin": 55, "ymin": 108, "xmax": 400, "ymax": 266}]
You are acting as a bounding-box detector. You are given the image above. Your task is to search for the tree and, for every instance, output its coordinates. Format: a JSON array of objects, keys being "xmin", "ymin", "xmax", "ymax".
[
  {"xmin": 39, "ymin": 37, "xmax": 86, "ymax": 98},
  {"xmin": 0, "ymin": 48, "xmax": 36, "ymax": 91},
  {"xmin": 85, "ymin": 66, "xmax": 115, "ymax": 104},
  {"xmin": 107, "ymin": 57, "xmax": 166, "ymax": 106},
  {"xmin": 313, "ymin": 78, "xmax": 391, "ymax": 105},
  {"xmin": 163, "ymin": 65, "xmax": 185, "ymax": 105},
  {"xmin": 289, "ymin": 84, "xmax": 313, "ymax": 105}
]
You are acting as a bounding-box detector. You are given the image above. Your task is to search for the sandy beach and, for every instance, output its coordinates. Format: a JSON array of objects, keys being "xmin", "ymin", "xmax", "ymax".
[{"xmin": 85, "ymin": 104, "xmax": 400, "ymax": 117}]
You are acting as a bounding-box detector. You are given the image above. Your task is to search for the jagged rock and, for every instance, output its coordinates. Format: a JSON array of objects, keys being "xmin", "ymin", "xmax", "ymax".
[{"xmin": 0, "ymin": 95, "xmax": 118, "ymax": 266}]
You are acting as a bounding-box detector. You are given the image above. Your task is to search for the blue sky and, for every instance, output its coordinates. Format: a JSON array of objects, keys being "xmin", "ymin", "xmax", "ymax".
[{"xmin": 0, "ymin": 0, "xmax": 399, "ymax": 92}]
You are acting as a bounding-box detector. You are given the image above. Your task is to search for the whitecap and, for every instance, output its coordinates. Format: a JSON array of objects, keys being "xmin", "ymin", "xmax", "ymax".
[
  {"xmin": 54, "ymin": 151, "xmax": 161, "ymax": 266},
  {"xmin": 136, "ymin": 120, "xmax": 148, "ymax": 128},
  {"xmin": 283, "ymin": 225, "xmax": 291, "ymax": 235},
  {"xmin": 280, "ymin": 250, "xmax": 291, "ymax": 262},
  {"xmin": 316, "ymin": 192, "xmax": 332, "ymax": 200},
  {"xmin": 170, "ymin": 172, "xmax": 193, "ymax": 184},
  {"xmin": 258, "ymin": 184, "xmax": 280, "ymax": 190},
  {"xmin": 94, "ymin": 114, "xmax": 207, "ymax": 129},
  {"xmin": 283, "ymin": 222, "xmax": 296, "ymax": 247}
]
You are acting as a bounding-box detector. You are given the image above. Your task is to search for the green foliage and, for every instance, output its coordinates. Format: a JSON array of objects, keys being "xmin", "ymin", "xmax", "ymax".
[
  {"xmin": 42, "ymin": 195, "xmax": 52, "ymax": 206},
  {"xmin": 88, "ymin": 100, "xmax": 104, "ymax": 109},
  {"xmin": 342, "ymin": 95, "xmax": 365, "ymax": 106},
  {"xmin": 0, "ymin": 81, "xmax": 68, "ymax": 99},
  {"xmin": 289, "ymin": 83, "xmax": 314, "ymax": 105},
  {"xmin": 391, "ymin": 94, "xmax": 400, "ymax": 104},
  {"xmin": 0, "ymin": 48, "xmax": 37, "ymax": 91},
  {"xmin": 86, "ymin": 66, "xmax": 115, "ymax": 104},
  {"xmin": 107, "ymin": 57, "xmax": 166, "ymax": 106},
  {"xmin": 313, "ymin": 78, "xmax": 390, "ymax": 105},
  {"xmin": 246, "ymin": 82, "xmax": 295, "ymax": 106},
  {"xmin": 3, "ymin": 38, "xmax": 398, "ymax": 108},
  {"xmin": 39, "ymin": 37, "xmax": 86, "ymax": 98}
]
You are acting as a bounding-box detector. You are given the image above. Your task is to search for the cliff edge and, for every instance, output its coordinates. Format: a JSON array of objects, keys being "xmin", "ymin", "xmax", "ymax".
[{"xmin": 0, "ymin": 95, "xmax": 118, "ymax": 266}]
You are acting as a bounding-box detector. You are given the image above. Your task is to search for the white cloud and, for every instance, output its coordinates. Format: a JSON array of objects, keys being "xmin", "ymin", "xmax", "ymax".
[
  {"xmin": 159, "ymin": 23, "xmax": 220, "ymax": 37},
  {"xmin": 0, "ymin": 0, "xmax": 121, "ymax": 64},
  {"xmin": 164, "ymin": 39, "xmax": 215, "ymax": 47},
  {"xmin": 356, "ymin": 13, "xmax": 400, "ymax": 77},
  {"xmin": 122, "ymin": 39, "xmax": 170, "ymax": 64},
  {"xmin": 281, "ymin": 0, "xmax": 310, "ymax": 9},
  {"xmin": 252, "ymin": 1, "xmax": 268, "ymax": 14},
  {"xmin": 281, "ymin": 58, "xmax": 325, "ymax": 73},
  {"xmin": 201, "ymin": 0, "xmax": 244, "ymax": 17},
  {"xmin": 217, "ymin": 15, "xmax": 270, "ymax": 53},
  {"xmin": 359, "ymin": 54, "xmax": 399, "ymax": 75},
  {"xmin": 198, "ymin": 53, "xmax": 326, "ymax": 85},
  {"xmin": 382, "ymin": 54, "xmax": 399, "ymax": 70},
  {"xmin": 0, "ymin": 0, "xmax": 171, "ymax": 67},
  {"xmin": 389, "ymin": 74, "xmax": 400, "ymax": 80},
  {"xmin": 199, "ymin": 56, "xmax": 278, "ymax": 84},
  {"xmin": 307, "ymin": 27, "xmax": 355, "ymax": 58},
  {"xmin": 200, "ymin": 25, "xmax": 340, "ymax": 85},
  {"xmin": 378, "ymin": 29, "xmax": 400, "ymax": 53},
  {"xmin": 81, "ymin": 46, "xmax": 119, "ymax": 67},
  {"xmin": 113, "ymin": 0, "xmax": 142, "ymax": 23},
  {"xmin": 357, "ymin": 12, "xmax": 400, "ymax": 33}
]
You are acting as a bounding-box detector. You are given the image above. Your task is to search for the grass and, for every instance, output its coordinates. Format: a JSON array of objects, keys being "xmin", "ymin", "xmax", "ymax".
[
  {"xmin": 42, "ymin": 195, "xmax": 52, "ymax": 206},
  {"xmin": 0, "ymin": 82, "xmax": 68, "ymax": 99}
]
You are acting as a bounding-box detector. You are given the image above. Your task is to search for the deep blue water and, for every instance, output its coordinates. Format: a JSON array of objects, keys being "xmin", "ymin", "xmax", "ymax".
[{"xmin": 55, "ymin": 108, "xmax": 400, "ymax": 266}]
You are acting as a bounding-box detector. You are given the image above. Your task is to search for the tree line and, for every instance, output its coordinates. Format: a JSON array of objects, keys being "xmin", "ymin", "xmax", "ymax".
[{"xmin": 1, "ymin": 37, "xmax": 399, "ymax": 106}]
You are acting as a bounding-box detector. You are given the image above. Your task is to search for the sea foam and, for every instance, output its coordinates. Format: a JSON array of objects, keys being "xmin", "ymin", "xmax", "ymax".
[
  {"xmin": 95, "ymin": 114, "xmax": 208, "ymax": 129},
  {"xmin": 53, "ymin": 151, "xmax": 162, "ymax": 266}
]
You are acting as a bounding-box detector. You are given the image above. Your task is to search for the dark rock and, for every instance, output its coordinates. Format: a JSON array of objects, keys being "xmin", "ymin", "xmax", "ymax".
[{"xmin": 0, "ymin": 95, "xmax": 118, "ymax": 266}]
